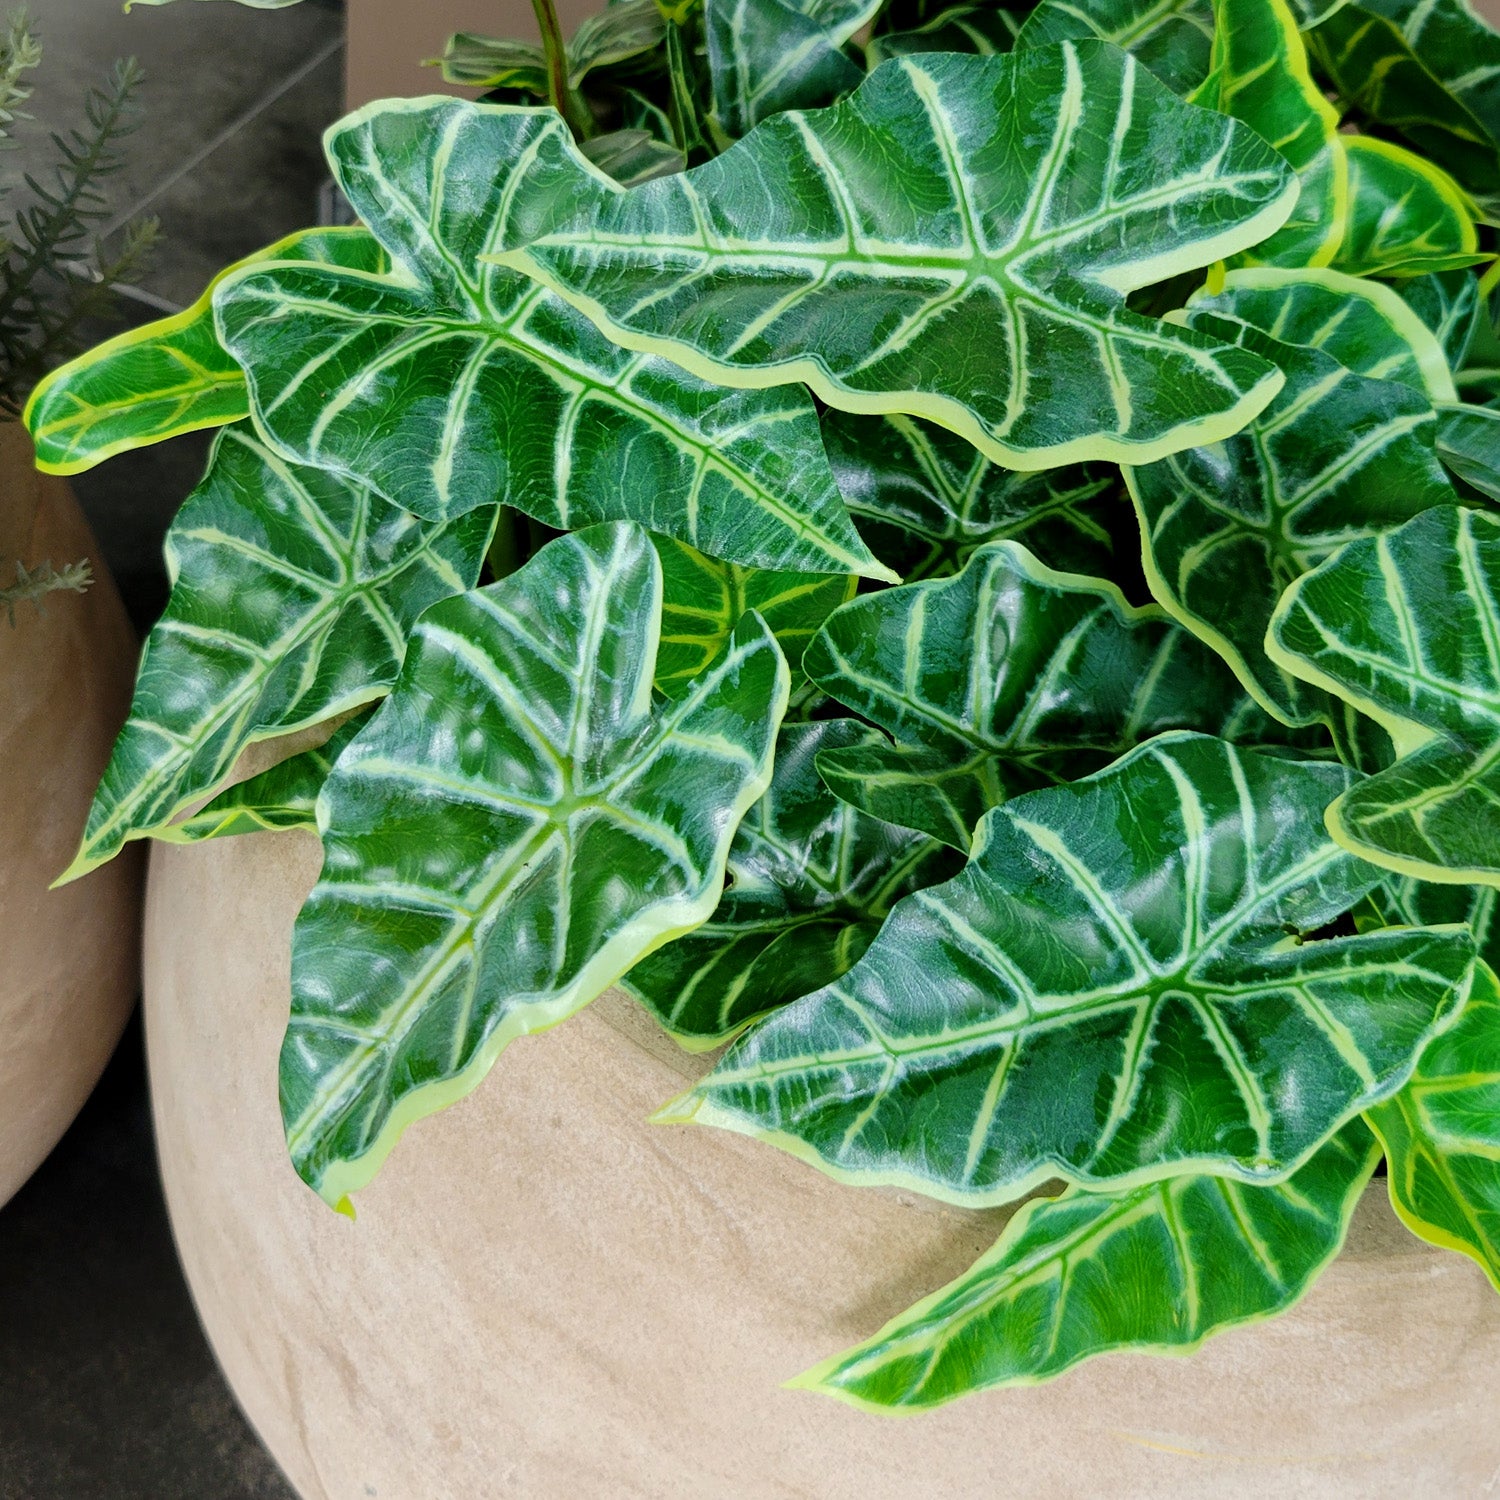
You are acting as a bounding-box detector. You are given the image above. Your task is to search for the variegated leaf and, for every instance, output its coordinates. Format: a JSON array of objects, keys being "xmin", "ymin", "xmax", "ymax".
[
  {"xmin": 1015, "ymin": 0, "xmax": 1215, "ymax": 95},
  {"xmin": 1365, "ymin": 874, "xmax": 1500, "ymax": 969},
  {"xmin": 285, "ymin": 521, "xmax": 789, "ymax": 1207},
  {"xmin": 1436, "ymin": 403, "xmax": 1500, "ymax": 501},
  {"xmin": 1400, "ymin": 269, "xmax": 1483, "ymax": 373},
  {"xmin": 662, "ymin": 734, "xmax": 1474, "ymax": 1202},
  {"xmin": 1128, "ymin": 312, "xmax": 1458, "ymax": 727},
  {"xmin": 1268, "ymin": 504, "xmax": 1500, "ymax": 885},
  {"xmin": 867, "ymin": 4, "xmax": 1022, "ymax": 66},
  {"xmin": 804, "ymin": 542, "xmax": 1312, "ymax": 852},
  {"xmin": 497, "ymin": 46, "xmax": 1298, "ymax": 471},
  {"xmin": 796, "ymin": 1121, "xmax": 1379, "ymax": 1407},
  {"xmin": 215, "ymin": 100, "xmax": 887, "ymax": 580},
  {"xmin": 581, "ymin": 128, "xmax": 686, "ymax": 187},
  {"xmin": 821, "ymin": 408, "xmax": 1122, "ymax": 583},
  {"xmin": 61, "ymin": 424, "xmax": 492, "ymax": 881},
  {"xmin": 23, "ymin": 227, "xmax": 383, "ymax": 474},
  {"xmin": 432, "ymin": 1, "xmax": 664, "ymax": 90},
  {"xmin": 622, "ymin": 719, "xmax": 958, "ymax": 1048},
  {"xmin": 653, "ymin": 535, "xmax": 854, "ymax": 697},
  {"xmin": 1188, "ymin": 265, "xmax": 1457, "ymax": 401},
  {"xmin": 1366, "ymin": 960, "xmax": 1500, "ymax": 1290}
]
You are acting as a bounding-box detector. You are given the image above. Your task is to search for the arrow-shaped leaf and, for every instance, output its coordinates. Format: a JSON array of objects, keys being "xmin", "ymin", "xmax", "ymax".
[
  {"xmin": 1128, "ymin": 312, "xmax": 1458, "ymax": 726},
  {"xmin": 662, "ymin": 733, "xmax": 1475, "ymax": 1201},
  {"xmin": 795, "ymin": 1120, "xmax": 1379, "ymax": 1408},
  {"xmin": 821, "ymin": 408, "xmax": 1122, "ymax": 583},
  {"xmin": 1268, "ymin": 504, "xmax": 1500, "ymax": 886},
  {"xmin": 805, "ymin": 542, "xmax": 1298, "ymax": 848},
  {"xmin": 1337, "ymin": 135, "xmax": 1482, "ymax": 278},
  {"xmin": 1400, "ymin": 269, "xmax": 1483, "ymax": 373},
  {"xmin": 1015, "ymin": 0, "xmax": 1215, "ymax": 95},
  {"xmin": 215, "ymin": 100, "xmax": 887, "ymax": 579},
  {"xmin": 498, "ymin": 46, "xmax": 1298, "ymax": 471},
  {"xmin": 622, "ymin": 719, "xmax": 959, "ymax": 1048},
  {"xmin": 64, "ymin": 425, "xmax": 492, "ymax": 881},
  {"xmin": 1366, "ymin": 960, "xmax": 1500, "ymax": 1290},
  {"xmin": 868, "ymin": 4, "xmax": 1022, "ymax": 66},
  {"xmin": 284, "ymin": 521, "xmax": 789, "ymax": 1207},
  {"xmin": 1436, "ymin": 403, "xmax": 1500, "ymax": 501},
  {"xmin": 23, "ymin": 226, "xmax": 383, "ymax": 475}
]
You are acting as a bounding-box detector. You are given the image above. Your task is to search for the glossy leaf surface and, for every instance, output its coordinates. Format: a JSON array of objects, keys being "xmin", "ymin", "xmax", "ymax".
[
  {"xmin": 804, "ymin": 543, "xmax": 1286, "ymax": 848},
  {"xmin": 1400, "ymin": 269, "xmax": 1482, "ymax": 373},
  {"xmin": 24, "ymin": 227, "xmax": 383, "ymax": 474},
  {"xmin": 1366, "ymin": 961, "xmax": 1500, "ymax": 1290},
  {"xmin": 1015, "ymin": 0, "xmax": 1214, "ymax": 94},
  {"xmin": 499, "ymin": 47, "xmax": 1298, "ymax": 471},
  {"xmin": 868, "ymin": 5, "xmax": 1021, "ymax": 64},
  {"xmin": 623, "ymin": 719, "xmax": 958, "ymax": 1047},
  {"xmin": 664, "ymin": 734, "xmax": 1474, "ymax": 1201},
  {"xmin": 1436, "ymin": 404, "xmax": 1500, "ymax": 501},
  {"xmin": 1129, "ymin": 313, "xmax": 1457, "ymax": 726},
  {"xmin": 1269, "ymin": 504, "xmax": 1500, "ymax": 885},
  {"xmin": 216, "ymin": 100, "xmax": 886, "ymax": 579},
  {"xmin": 1336, "ymin": 136, "xmax": 1481, "ymax": 278},
  {"xmin": 797, "ymin": 1122, "xmax": 1379, "ymax": 1407},
  {"xmin": 64, "ymin": 426, "xmax": 492, "ymax": 881},
  {"xmin": 285, "ymin": 522, "xmax": 788, "ymax": 1206}
]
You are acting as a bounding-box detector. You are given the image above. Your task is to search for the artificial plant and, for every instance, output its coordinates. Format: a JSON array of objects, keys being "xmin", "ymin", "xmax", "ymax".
[{"xmin": 27, "ymin": 0, "xmax": 1500, "ymax": 1409}]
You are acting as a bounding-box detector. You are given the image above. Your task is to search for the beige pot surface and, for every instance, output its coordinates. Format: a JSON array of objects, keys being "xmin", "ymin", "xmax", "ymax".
[
  {"xmin": 0, "ymin": 446, "xmax": 142, "ymax": 1205},
  {"xmin": 146, "ymin": 825, "xmax": 1500, "ymax": 1500}
]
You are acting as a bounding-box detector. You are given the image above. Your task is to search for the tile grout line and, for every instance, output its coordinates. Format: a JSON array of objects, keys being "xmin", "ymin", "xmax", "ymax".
[{"xmin": 98, "ymin": 33, "xmax": 346, "ymax": 240}]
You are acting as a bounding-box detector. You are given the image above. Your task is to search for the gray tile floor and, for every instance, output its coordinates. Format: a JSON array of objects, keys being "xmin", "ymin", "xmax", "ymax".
[{"xmin": 2, "ymin": 3, "xmax": 348, "ymax": 1495}]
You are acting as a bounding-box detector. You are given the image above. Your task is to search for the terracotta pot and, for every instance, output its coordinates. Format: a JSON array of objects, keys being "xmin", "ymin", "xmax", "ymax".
[
  {"xmin": 0, "ymin": 428, "xmax": 142, "ymax": 1205},
  {"xmin": 145, "ymin": 825, "xmax": 1500, "ymax": 1500}
]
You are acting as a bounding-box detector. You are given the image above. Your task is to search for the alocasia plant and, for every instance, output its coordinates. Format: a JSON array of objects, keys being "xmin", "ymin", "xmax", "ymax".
[{"xmin": 28, "ymin": 0, "xmax": 1500, "ymax": 1411}]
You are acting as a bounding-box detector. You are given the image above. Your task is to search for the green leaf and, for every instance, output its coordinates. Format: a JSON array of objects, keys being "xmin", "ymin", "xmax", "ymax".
[
  {"xmin": 1128, "ymin": 312, "xmax": 1458, "ymax": 727},
  {"xmin": 284, "ymin": 521, "xmax": 789, "ymax": 1207},
  {"xmin": 795, "ymin": 1121, "xmax": 1380, "ymax": 1408},
  {"xmin": 166, "ymin": 711, "xmax": 373, "ymax": 843},
  {"xmin": 704, "ymin": 0, "xmax": 878, "ymax": 136},
  {"xmin": 216, "ymin": 101, "xmax": 887, "ymax": 580},
  {"xmin": 1196, "ymin": 0, "xmax": 1348, "ymax": 270},
  {"xmin": 663, "ymin": 733, "xmax": 1474, "ymax": 1201},
  {"xmin": 1436, "ymin": 403, "xmax": 1500, "ymax": 501},
  {"xmin": 867, "ymin": 4, "xmax": 1022, "ymax": 66},
  {"xmin": 62, "ymin": 424, "xmax": 492, "ymax": 882},
  {"xmin": 430, "ymin": 34, "xmax": 548, "ymax": 91},
  {"xmin": 803, "ymin": 542, "xmax": 1292, "ymax": 849},
  {"xmin": 580, "ymin": 128, "xmax": 686, "ymax": 187},
  {"xmin": 1365, "ymin": 874, "xmax": 1500, "ymax": 969},
  {"xmin": 653, "ymin": 535, "xmax": 854, "ymax": 697},
  {"xmin": 23, "ymin": 226, "xmax": 383, "ymax": 475},
  {"xmin": 498, "ymin": 46, "xmax": 1299, "ymax": 471},
  {"xmin": 821, "ymin": 408, "xmax": 1120, "ymax": 581},
  {"xmin": 1399, "ymin": 269, "xmax": 1483, "ymax": 373},
  {"xmin": 1015, "ymin": 0, "xmax": 1215, "ymax": 95},
  {"xmin": 1307, "ymin": 1, "xmax": 1500, "ymax": 214},
  {"xmin": 1188, "ymin": 265, "xmax": 1457, "ymax": 402},
  {"xmin": 1268, "ymin": 504, "xmax": 1500, "ymax": 886},
  {"xmin": 1365, "ymin": 960, "xmax": 1500, "ymax": 1291},
  {"xmin": 622, "ymin": 718, "xmax": 958, "ymax": 1048},
  {"xmin": 1336, "ymin": 135, "xmax": 1483, "ymax": 278}
]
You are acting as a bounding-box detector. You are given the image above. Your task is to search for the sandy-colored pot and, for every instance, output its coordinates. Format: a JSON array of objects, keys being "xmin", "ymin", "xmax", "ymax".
[
  {"xmin": 146, "ymin": 825, "xmax": 1500, "ymax": 1500},
  {"xmin": 0, "ymin": 432, "xmax": 142, "ymax": 1205}
]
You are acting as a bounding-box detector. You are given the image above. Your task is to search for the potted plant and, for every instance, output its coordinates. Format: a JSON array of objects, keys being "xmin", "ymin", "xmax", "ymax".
[
  {"xmin": 31, "ymin": 0, "xmax": 1500, "ymax": 1490},
  {"xmin": 0, "ymin": 9, "xmax": 153, "ymax": 1206}
]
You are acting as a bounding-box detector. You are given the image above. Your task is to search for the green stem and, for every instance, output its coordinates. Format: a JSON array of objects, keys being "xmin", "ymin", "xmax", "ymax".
[{"xmin": 530, "ymin": 0, "xmax": 593, "ymax": 140}]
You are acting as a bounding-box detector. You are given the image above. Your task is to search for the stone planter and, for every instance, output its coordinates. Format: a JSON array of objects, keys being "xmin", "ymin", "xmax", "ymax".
[
  {"xmin": 0, "ymin": 429, "xmax": 142, "ymax": 1205},
  {"xmin": 145, "ymin": 825, "xmax": 1500, "ymax": 1500}
]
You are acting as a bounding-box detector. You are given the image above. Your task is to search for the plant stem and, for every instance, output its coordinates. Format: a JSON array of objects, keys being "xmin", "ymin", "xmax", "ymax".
[{"xmin": 530, "ymin": 0, "xmax": 593, "ymax": 140}]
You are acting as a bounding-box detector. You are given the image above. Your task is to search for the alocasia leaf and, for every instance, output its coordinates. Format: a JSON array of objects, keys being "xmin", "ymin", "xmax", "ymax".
[
  {"xmin": 1365, "ymin": 960, "xmax": 1500, "ymax": 1290},
  {"xmin": 432, "ymin": 2, "xmax": 665, "ymax": 90},
  {"xmin": 867, "ymin": 4, "xmax": 1022, "ymax": 65},
  {"xmin": 704, "ymin": 0, "xmax": 879, "ymax": 136},
  {"xmin": 1188, "ymin": 265, "xmax": 1457, "ymax": 402},
  {"xmin": 821, "ymin": 408, "xmax": 1119, "ymax": 582},
  {"xmin": 580, "ymin": 128, "xmax": 686, "ymax": 187},
  {"xmin": 1014, "ymin": 0, "xmax": 1215, "ymax": 96},
  {"xmin": 498, "ymin": 46, "xmax": 1299, "ymax": 471},
  {"xmin": 652, "ymin": 535, "xmax": 854, "ymax": 697},
  {"xmin": 1128, "ymin": 312, "xmax": 1458, "ymax": 727},
  {"xmin": 1195, "ymin": 0, "xmax": 1348, "ymax": 270},
  {"xmin": 61, "ymin": 425, "xmax": 492, "ymax": 882},
  {"xmin": 1268, "ymin": 504, "xmax": 1500, "ymax": 885},
  {"xmin": 1336, "ymin": 135, "xmax": 1483, "ymax": 278},
  {"xmin": 803, "ymin": 543, "xmax": 1289, "ymax": 849},
  {"xmin": 622, "ymin": 719, "xmax": 958, "ymax": 1048},
  {"xmin": 430, "ymin": 34, "xmax": 549, "ymax": 91},
  {"xmin": 284, "ymin": 521, "xmax": 789, "ymax": 1207},
  {"xmin": 1365, "ymin": 875, "xmax": 1500, "ymax": 969},
  {"xmin": 662, "ymin": 733, "xmax": 1473, "ymax": 1201},
  {"xmin": 166, "ymin": 711, "xmax": 372, "ymax": 843},
  {"xmin": 1400, "ymin": 269, "xmax": 1483, "ymax": 373},
  {"xmin": 1435, "ymin": 404, "xmax": 1500, "ymax": 501},
  {"xmin": 23, "ymin": 226, "xmax": 383, "ymax": 474},
  {"xmin": 795, "ymin": 1121, "xmax": 1379, "ymax": 1408},
  {"xmin": 215, "ymin": 101, "xmax": 888, "ymax": 580}
]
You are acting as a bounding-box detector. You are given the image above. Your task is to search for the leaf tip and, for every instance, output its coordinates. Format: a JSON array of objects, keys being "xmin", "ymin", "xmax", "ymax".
[{"xmin": 648, "ymin": 1089, "xmax": 703, "ymax": 1126}]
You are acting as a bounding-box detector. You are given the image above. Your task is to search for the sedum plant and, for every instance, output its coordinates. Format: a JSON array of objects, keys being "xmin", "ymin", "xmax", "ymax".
[{"xmin": 27, "ymin": 0, "xmax": 1500, "ymax": 1408}]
